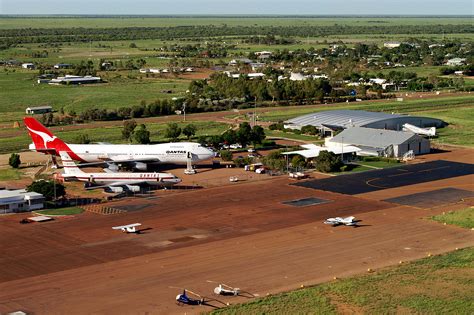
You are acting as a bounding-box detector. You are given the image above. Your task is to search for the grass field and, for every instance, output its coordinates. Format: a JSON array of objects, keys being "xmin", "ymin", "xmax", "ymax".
[
  {"xmin": 0, "ymin": 168, "xmax": 21, "ymax": 180},
  {"xmin": 0, "ymin": 120, "xmax": 229, "ymax": 154},
  {"xmin": 432, "ymin": 207, "xmax": 474, "ymax": 229},
  {"xmin": 1, "ymin": 17, "xmax": 473, "ymax": 29},
  {"xmin": 213, "ymin": 247, "xmax": 474, "ymax": 314},
  {"xmin": 0, "ymin": 72, "xmax": 189, "ymax": 121},
  {"xmin": 36, "ymin": 207, "xmax": 84, "ymax": 216}
]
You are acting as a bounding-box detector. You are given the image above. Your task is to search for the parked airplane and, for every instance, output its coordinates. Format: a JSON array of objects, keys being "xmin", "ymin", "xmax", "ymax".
[
  {"xmin": 112, "ymin": 223, "xmax": 142, "ymax": 233},
  {"xmin": 324, "ymin": 216, "xmax": 358, "ymax": 226},
  {"xmin": 59, "ymin": 151, "xmax": 181, "ymax": 193},
  {"xmin": 24, "ymin": 117, "xmax": 214, "ymax": 170}
]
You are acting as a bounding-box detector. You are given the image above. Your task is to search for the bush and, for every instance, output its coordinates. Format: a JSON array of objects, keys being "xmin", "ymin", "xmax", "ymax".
[
  {"xmin": 314, "ymin": 151, "xmax": 343, "ymax": 173},
  {"xmin": 220, "ymin": 150, "xmax": 233, "ymax": 161},
  {"xmin": 9, "ymin": 153, "xmax": 21, "ymax": 168}
]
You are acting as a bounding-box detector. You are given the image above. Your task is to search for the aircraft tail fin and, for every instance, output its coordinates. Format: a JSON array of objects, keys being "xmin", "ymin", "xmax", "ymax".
[
  {"xmin": 59, "ymin": 151, "xmax": 85, "ymax": 175},
  {"xmin": 23, "ymin": 117, "xmax": 68, "ymax": 153}
]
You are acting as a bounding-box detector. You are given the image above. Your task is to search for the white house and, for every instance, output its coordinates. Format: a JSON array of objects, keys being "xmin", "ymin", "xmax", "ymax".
[
  {"xmin": 0, "ymin": 189, "xmax": 44, "ymax": 214},
  {"xmin": 21, "ymin": 63, "xmax": 35, "ymax": 70}
]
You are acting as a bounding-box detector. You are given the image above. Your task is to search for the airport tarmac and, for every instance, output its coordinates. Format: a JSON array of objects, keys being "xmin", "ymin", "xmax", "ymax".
[{"xmin": 0, "ymin": 147, "xmax": 473, "ymax": 314}]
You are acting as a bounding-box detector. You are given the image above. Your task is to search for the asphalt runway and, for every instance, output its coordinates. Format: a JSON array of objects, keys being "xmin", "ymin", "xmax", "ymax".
[
  {"xmin": 383, "ymin": 187, "xmax": 474, "ymax": 208},
  {"xmin": 295, "ymin": 160, "xmax": 474, "ymax": 195}
]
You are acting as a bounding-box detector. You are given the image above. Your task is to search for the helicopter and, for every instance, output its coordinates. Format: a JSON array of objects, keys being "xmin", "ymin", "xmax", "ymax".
[{"xmin": 173, "ymin": 287, "xmax": 228, "ymax": 308}]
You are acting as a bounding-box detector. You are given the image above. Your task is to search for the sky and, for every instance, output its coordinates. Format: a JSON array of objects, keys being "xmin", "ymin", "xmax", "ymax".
[{"xmin": 0, "ymin": 0, "xmax": 472, "ymax": 15}]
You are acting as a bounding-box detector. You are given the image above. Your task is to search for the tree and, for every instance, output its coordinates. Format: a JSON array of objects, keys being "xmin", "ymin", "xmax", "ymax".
[
  {"xmin": 314, "ymin": 151, "xmax": 343, "ymax": 173},
  {"xmin": 9, "ymin": 153, "xmax": 21, "ymax": 168},
  {"xmin": 250, "ymin": 126, "xmax": 265, "ymax": 145},
  {"xmin": 182, "ymin": 124, "xmax": 197, "ymax": 139},
  {"xmin": 236, "ymin": 122, "xmax": 252, "ymax": 146},
  {"xmin": 165, "ymin": 123, "xmax": 182, "ymax": 141},
  {"xmin": 291, "ymin": 155, "xmax": 306, "ymax": 169},
  {"xmin": 26, "ymin": 180, "xmax": 66, "ymax": 201},
  {"xmin": 222, "ymin": 129, "xmax": 237, "ymax": 144},
  {"xmin": 134, "ymin": 124, "xmax": 150, "ymax": 144},
  {"xmin": 219, "ymin": 150, "xmax": 233, "ymax": 161},
  {"xmin": 122, "ymin": 119, "xmax": 137, "ymax": 141}
]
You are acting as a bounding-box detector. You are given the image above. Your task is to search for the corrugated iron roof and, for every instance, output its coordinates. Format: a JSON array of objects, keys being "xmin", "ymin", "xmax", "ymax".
[
  {"xmin": 285, "ymin": 110, "xmax": 404, "ymax": 128},
  {"xmin": 328, "ymin": 127, "xmax": 419, "ymax": 148}
]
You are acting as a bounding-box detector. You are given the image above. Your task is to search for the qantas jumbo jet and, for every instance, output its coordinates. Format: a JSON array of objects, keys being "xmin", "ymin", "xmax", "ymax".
[{"xmin": 24, "ymin": 117, "xmax": 215, "ymax": 170}]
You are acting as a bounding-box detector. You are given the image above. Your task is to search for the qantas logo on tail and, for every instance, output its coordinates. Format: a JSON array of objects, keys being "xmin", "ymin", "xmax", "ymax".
[{"xmin": 26, "ymin": 126, "xmax": 57, "ymax": 148}]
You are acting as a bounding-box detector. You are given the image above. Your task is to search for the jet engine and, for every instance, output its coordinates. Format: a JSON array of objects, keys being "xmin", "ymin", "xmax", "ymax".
[
  {"xmin": 133, "ymin": 162, "xmax": 148, "ymax": 171},
  {"xmin": 125, "ymin": 185, "xmax": 141, "ymax": 193},
  {"xmin": 107, "ymin": 186, "xmax": 124, "ymax": 194}
]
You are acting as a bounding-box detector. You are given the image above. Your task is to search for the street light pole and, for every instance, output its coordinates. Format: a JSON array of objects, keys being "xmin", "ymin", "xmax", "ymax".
[
  {"xmin": 341, "ymin": 136, "xmax": 344, "ymax": 162},
  {"xmin": 183, "ymin": 102, "xmax": 186, "ymax": 122}
]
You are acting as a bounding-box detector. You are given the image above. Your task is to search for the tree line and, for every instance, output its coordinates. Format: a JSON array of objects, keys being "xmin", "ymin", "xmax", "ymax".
[{"xmin": 2, "ymin": 24, "xmax": 473, "ymax": 47}]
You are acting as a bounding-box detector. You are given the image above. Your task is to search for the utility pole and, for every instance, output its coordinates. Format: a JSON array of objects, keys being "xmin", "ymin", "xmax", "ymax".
[
  {"xmin": 341, "ymin": 136, "xmax": 344, "ymax": 162},
  {"xmin": 254, "ymin": 96, "xmax": 257, "ymax": 127},
  {"xmin": 183, "ymin": 102, "xmax": 186, "ymax": 122}
]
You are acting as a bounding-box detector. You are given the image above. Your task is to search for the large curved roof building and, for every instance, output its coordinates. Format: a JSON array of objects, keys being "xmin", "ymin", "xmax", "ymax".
[{"xmin": 284, "ymin": 110, "xmax": 446, "ymax": 132}]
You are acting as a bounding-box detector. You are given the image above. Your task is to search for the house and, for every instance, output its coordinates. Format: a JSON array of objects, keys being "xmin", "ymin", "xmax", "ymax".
[
  {"xmin": 54, "ymin": 63, "xmax": 72, "ymax": 69},
  {"xmin": 384, "ymin": 41, "xmax": 401, "ymax": 49},
  {"xmin": 445, "ymin": 58, "xmax": 466, "ymax": 66},
  {"xmin": 22, "ymin": 63, "xmax": 35, "ymax": 70},
  {"xmin": 48, "ymin": 75, "xmax": 102, "ymax": 85},
  {"xmin": 0, "ymin": 189, "xmax": 44, "ymax": 214},
  {"xmin": 25, "ymin": 105, "xmax": 53, "ymax": 115}
]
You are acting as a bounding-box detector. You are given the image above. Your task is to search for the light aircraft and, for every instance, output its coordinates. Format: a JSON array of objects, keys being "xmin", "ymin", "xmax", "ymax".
[
  {"xmin": 24, "ymin": 117, "xmax": 215, "ymax": 171},
  {"xmin": 324, "ymin": 216, "xmax": 358, "ymax": 226},
  {"xmin": 213, "ymin": 284, "xmax": 240, "ymax": 296},
  {"xmin": 59, "ymin": 151, "xmax": 181, "ymax": 193},
  {"xmin": 112, "ymin": 223, "xmax": 142, "ymax": 233}
]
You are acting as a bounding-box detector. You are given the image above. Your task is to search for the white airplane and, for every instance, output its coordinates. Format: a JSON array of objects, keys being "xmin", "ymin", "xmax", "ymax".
[
  {"xmin": 24, "ymin": 117, "xmax": 214, "ymax": 171},
  {"xmin": 324, "ymin": 216, "xmax": 358, "ymax": 226},
  {"xmin": 59, "ymin": 151, "xmax": 181, "ymax": 193},
  {"xmin": 112, "ymin": 223, "xmax": 142, "ymax": 233}
]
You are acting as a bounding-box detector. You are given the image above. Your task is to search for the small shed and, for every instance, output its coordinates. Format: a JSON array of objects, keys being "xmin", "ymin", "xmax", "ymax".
[{"xmin": 26, "ymin": 105, "xmax": 53, "ymax": 115}]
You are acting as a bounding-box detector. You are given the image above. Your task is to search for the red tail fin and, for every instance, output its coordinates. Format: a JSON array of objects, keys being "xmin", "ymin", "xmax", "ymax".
[{"xmin": 23, "ymin": 117, "xmax": 69, "ymax": 154}]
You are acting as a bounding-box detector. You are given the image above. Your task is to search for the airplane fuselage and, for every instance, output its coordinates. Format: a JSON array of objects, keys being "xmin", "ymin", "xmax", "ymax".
[
  {"xmin": 33, "ymin": 142, "xmax": 214, "ymax": 164},
  {"xmin": 63, "ymin": 171, "xmax": 181, "ymax": 186}
]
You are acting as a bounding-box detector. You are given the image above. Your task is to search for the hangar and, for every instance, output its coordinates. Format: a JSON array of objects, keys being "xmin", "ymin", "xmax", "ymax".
[
  {"xmin": 327, "ymin": 127, "xmax": 430, "ymax": 158},
  {"xmin": 284, "ymin": 110, "xmax": 445, "ymax": 136}
]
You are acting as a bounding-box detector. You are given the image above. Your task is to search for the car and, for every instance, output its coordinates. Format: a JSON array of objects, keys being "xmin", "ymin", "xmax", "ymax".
[
  {"xmin": 248, "ymin": 148, "xmax": 255, "ymax": 153},
  {"xmin": 248, "ymin": 154, "xmax": 256, "ymax": 158},
  {"xmin": 230, "ymin": 144, "xmax": 242, "ymax": 149}
]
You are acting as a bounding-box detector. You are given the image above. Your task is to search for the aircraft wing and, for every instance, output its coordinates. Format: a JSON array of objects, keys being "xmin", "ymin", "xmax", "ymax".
[{"xmin": 85, "ymin": 181, "xmax": 147, "ymax": 190}]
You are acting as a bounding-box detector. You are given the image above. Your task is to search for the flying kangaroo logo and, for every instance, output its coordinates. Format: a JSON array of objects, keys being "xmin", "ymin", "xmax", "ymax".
[{"xmin": 26, "ymin": 126, "xmax": 57, "ymax": 148}]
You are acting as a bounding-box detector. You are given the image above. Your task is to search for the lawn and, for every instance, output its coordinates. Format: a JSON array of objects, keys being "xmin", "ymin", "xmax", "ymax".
[
  {"xmin": 36, "ymin": 207, "xmax": 84, "ymax": 216},
  {"xmin": 0, "ymin": 168, "xmax": 21, "ymax": 181},
  {"xmin": 432, "ymin": 207, "xmax": 474, "ymax": 229},
  {"xmin": 213, "ymin": 247, "xmax": 474, "ymax": 314},
  {"xmin": 0, "ymin": 72, "xmax": 190, "ymax": 122}
]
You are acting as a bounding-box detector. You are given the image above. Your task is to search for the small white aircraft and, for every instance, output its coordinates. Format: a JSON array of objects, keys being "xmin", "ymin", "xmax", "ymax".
[
  {"xmin": 112, "ymin": 223, "xmax": 142, "ymax": 233},
  {"xmin": 213, "ymin": 284, "xmax": 240, "ymax": 296},
  {"xmin": 324, "ymin": 216, "xmax": 358, "ymax": 226},
  {"xmin": 59, "ymin": 151, "xmax": 181, "ymax": 192}
]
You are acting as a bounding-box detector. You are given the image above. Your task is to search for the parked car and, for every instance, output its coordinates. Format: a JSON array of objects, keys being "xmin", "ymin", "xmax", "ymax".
[{"xmin": 230, "ymin": 143, "xmax": 242, "ymax": 149}]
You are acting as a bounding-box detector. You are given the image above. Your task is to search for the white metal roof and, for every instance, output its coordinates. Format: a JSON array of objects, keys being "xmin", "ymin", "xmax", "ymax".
[
  {"xmin": 285, "ymin": 110, "xmax": 404, "ymax": 129},
  {"xmin": 328, "ymin": 127, "xmax": 419, "ymax": 148}
]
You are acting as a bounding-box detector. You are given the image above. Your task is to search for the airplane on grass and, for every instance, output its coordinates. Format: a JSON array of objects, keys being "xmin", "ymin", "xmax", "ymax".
[
  {"xmin": 112, "ymin": 223, "xmax": 142, "ymax": 233},
  {"xmin": 324, "ymin": 216, "xmax": 359, "ymax": 227},
  {"xmin": 59, "ymin": 151, "xmax": 181, "ymax": 193},
  {"xmin": 24, "ymin": 117, "xmax": 215, "ymax": 171}
]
